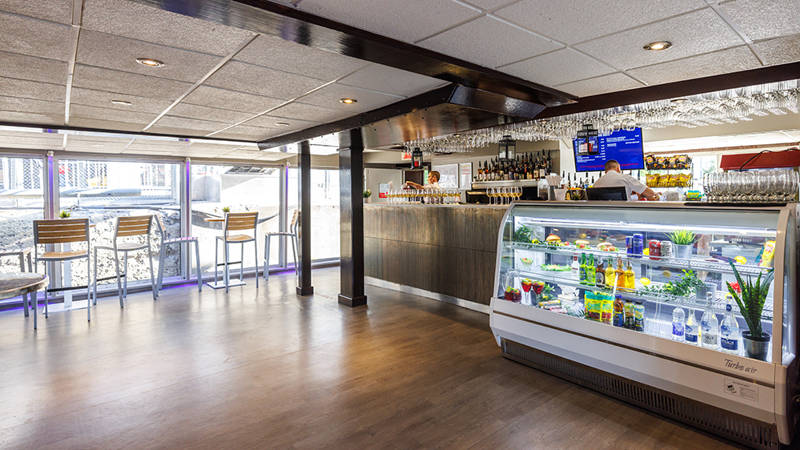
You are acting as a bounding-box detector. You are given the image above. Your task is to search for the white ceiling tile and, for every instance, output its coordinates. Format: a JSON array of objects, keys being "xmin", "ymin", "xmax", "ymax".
[
  {"xmin": 0, "ymin": 77, "xmax": 65, "ymax": 102},
  {"xmin": 76, "ymin": 30, "xmax": 223, "ymax": 83},
  {"xmin": 0, "ymin": 11, "xmax": 74, "ymax": 61},
  {"xmin": 337, "ymin": 64, "xmax": 448, "ymax": 97},
  {"xmin": 70, "ymin": 87, "xmax": 174, "ymax": 114},
  {"xmin": 243, "ymin": 115, "xmax": 319, "ymax": 132},
  {"xmin": 718, "ymin": 0, "xmax": 800, "ymax": 41},
  {"xmin": 0, "ymin": 96, "xmax": 64, "ymax": 115},
  {"xmin": 211, "ymin": 125, "xmax": 273, "ymax": 141},
  {"xmin": 70, "ymin": 104, "xmax": 156, "ymax": 125},
  {"xmin": 235, "ymin": 34, "xmax": 368, "ymax": 81},
  {"xmin": 752, "ymin": 33, "xmax": 800, "ymax": 66},
  {"xmin": 575, "ymin": 8, "xmax": 744, "ymax": 70},
  {"xmin": 299, "ymin": 84, "xmax": 404, "ymax": 112},
  {"xmin": 169, "ymin": 103, "xmax": 253, "ymax": 124},
  {"xmin": 72, "ymin": 65, "xmax": 192, "ymax": 100},
  {"xmin": 154, "ymin": 116, "xmax": 230, "ymax": 133},
  {"xmin": 0, "ymin": 50, "xmax": 68, "ymax": 84},
  {"xmin": 500, "ymin": 48, "xmax": 615, "ymax": 86},
  {"xmin": 0, "ymin": 0, "xmax": 73, "ymax": 24},
  {"xmin": 417, "ymin": 16, "xmax": 561, "ymax": 68},
  {"xmin": 554, "ymin": 73, "xmax": 646, "ymax": 97},
  {"xmin": 296, "ymin": 0, "xmax": 481, "ymax": 43},
  {"xmin": 68, "ymin": 117, "xmax": 148, "ymax": 132},
  {"xmin": 494, "ymin": 0, "xmax": 706, "ymax": 45},
  {"xmin": 0, "ymin": 132, "xmax": 63, "ymax": 149},
  {"xmin": 204, "ymin": 61, "xmax": 325, "ymax": 100},
  {"xmin": 182, "ymin": 86, "xmax": 285, "ymax": 114},
  {"xmin": 268, "ymin": 102, "xmax": 348, "ymax": 123},
  {"xmin": 81, "ymin": 0, "xmax": 256, "ymax": 56},
  {"xmin": 464, "ymin": 0, "xmax": 519, "ymax": 10},
  {"xmin": 145, "ymin": 126, "xmax": 212, "ymax": 137},
  {"xmin": 0, "ymin": 108, "xmax": 62, "ymax": 127},
  {"xmin": 626, "ymin": 46, "xmax": 761, "ymax": 85}
]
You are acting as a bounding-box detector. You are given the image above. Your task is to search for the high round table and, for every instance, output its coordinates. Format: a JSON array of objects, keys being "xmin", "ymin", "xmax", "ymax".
[{"xmin": 0, "ymin": 272, "xmax": 48, "ymax": 329}]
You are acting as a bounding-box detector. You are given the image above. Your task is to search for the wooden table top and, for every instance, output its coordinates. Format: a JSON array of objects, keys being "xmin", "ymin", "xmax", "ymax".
[
  {"xmin": 204, "ymin": 217, "xmax": 225, "ymax": 223},
  {"xmin": 0, "ymin": 272, "xmax": 47, "ymax": 300}
]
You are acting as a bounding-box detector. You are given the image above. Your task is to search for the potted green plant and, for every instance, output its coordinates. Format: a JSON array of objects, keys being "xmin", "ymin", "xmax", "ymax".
[
  {"xmin": 667, "ymin": 229, "xmax": 696, "ymax": 259},
  {"xmin": 222, "ymin": 206, "xmax": 230, "ymax": 213},
  {"xmin": 363, "ymin": 189, "xmax": 372, "ymax": 199},
  {"xmin": 727, "ymin": 261, "xmax": 774, "ymax": 361},
  {"xmin": 59, "ymin": 210, "xmax": 71, "ymax": 218}
]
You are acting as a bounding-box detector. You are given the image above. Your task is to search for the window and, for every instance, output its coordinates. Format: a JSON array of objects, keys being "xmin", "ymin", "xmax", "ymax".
[
  {"xmin": 288, "ymin": 168, "xmax": 340, "ymax": 260},
  {"xmin": 58, "ymin": 159, "xmax": 183, "ymax": 288},
  {"xmin": 0, "ymin": 156, "xmax": 45, "ymax": 282},
  {"xmin": 191, "ymin": 164, "xmax": 281, "ymax": 274}
]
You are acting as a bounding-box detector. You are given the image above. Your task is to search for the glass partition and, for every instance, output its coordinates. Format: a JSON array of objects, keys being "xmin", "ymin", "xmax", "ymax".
[
  {"xmin": 191, "ymin": 164, "xmax": 281, "ymax": 275},
  {"xmin": 288, "ymin": 168, "xmax": 340, "ymax": 260},
  {"xmin": 58, "ymin": 159, "xmax": 183, "ymax": 288}
]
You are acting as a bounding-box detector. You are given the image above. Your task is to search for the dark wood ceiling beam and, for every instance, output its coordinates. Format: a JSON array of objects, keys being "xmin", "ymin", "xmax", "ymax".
[
  {"xmin": 539, "ymin": 61, "xmax": 800, "ymax": 119},
  {"xmin": 128, "ymin": 0, "xmax": 574, "ymax": 107}
]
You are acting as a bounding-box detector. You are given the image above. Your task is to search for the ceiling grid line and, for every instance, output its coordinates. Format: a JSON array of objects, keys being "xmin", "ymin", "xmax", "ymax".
[
  {"xmin": 63, "ymin": 0, "xmax": 85, "ymax": 125},
  {"xmin": 142, "ymin": 33, "xmax": 260, "ymax": 131}
]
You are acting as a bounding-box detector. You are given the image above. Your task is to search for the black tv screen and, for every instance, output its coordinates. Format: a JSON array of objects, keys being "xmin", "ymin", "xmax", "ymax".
[{"xmin": 573, "ymin": 128, "xmax": 645, "ymax": 172}]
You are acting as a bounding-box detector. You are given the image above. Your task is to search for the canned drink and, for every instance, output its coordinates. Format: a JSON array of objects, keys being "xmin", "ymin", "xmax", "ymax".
[
  {"xmin": 660, "ymin": 240, "xmax": 673, "ymax": 259},
  {"xmin": 648, "ymin": 239, "xmax": 661, "ymax": 260},
  {"xmin": 632, "ymin": 233, "xmax": 644, "ymax": 257},
  {"xmin": 625, "ymin": 236, "xmax": 634, "ymax": 256},
  {"xmin": 633, "ymin": 302, "xmax": 645, "ymax": 331},
  {"xmin": 624, "ymin": 300, "xmax": 635, "ymax": 329}
]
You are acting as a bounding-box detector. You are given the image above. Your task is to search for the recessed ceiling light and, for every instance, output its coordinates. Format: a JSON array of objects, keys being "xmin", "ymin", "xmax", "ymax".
[
  {"xmin": 339, "ymin": 97, "xmax": 357, "ymax": 104},
  {"xmin": 111, "ymin": 99, "xmax": 132, "ymax": 106},
  {"xmin": 643, "ymin": 41, "xmax": 672, "ymax": 51},
  {"xmin": 136, "ymin": 57, "xmax": 165, "ymax": 67},
  {"xmin": 670, "ymin": 97, "xmax": 689, "ymax": 104},
  {"xmin": 275, "ymin": 122, "xmax": 291, "ymax": 127}
]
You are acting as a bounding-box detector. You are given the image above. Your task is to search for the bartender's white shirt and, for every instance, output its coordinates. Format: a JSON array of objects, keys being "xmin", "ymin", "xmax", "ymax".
[
  {"xmin": 423, "ymin": 182, "xmax": 440, "ymax": 189},
  {"xmin": 592, "ymin": 170, "xmax": 646, "ymax": 200}
]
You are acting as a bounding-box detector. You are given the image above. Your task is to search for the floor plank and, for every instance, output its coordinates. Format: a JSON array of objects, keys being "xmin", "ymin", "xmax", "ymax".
[{"xmin": 0, "ymin": 268, "xmax": 736, "ymax": 449}]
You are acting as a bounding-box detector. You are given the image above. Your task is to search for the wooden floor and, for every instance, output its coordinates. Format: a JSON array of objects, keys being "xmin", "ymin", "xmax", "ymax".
[{"xmin": 0, "ymin": 268, "xmax": 736, "ymax": 449}]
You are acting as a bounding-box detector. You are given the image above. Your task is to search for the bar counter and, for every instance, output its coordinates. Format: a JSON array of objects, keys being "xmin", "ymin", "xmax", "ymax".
[{"xmin": 364, "ymin": 204, "xmax": 507, "ymax": 308}]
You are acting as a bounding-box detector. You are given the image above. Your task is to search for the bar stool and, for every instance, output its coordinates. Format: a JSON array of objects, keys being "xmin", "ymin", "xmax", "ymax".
[
  {"xmin": 0, "ymin": 249, "xmax": 33, "ymax": 316},
  {"xmin": 214, "ymin": 211, "xmax": 259, "ymax": 293},
  {"xmin": 93, "ymin": 215, "xmax": 156, "ymax": 308},
  {"xmin": 32, "ymin": 218, "xmax": 92, "ymax": 321},
  {"xmin": 154, "ymin": 214, "xmax": 202, "ymax": 296},
  {"xmin": 263, "ymin": 210, "xmax": 299, "ymax": 281}
]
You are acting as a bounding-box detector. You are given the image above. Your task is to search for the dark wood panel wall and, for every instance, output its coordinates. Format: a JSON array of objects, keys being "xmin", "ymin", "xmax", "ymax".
[{"xmin": 364, "ymin": 205, "xmax": 507, "ymax": 305}]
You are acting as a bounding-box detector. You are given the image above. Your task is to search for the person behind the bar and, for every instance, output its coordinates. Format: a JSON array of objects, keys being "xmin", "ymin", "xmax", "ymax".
[
  {"xmin": 593, "ymin": 160, "xmax": 659, "ymax": 201},
  {"xmin": 404, "ymin": 170, "xmax": 440, "ymax": 190}
]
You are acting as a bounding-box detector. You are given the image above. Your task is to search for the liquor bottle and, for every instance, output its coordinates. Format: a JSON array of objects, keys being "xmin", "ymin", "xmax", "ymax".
[
  {"xmin": 672, "ymin": 306, "xmax": 685, "ymax": 341},
  {"xmin": 586, "ymin": 254, "xmax": 595, "ymax": 285},
  {"xmin": 546, "ymin": 150, "xmax": 553, "ymax": 176},
  {"xmin": 719, "ymin": 300, "xmax": 741, "ymax": 354},
  {"xmin": 540, "ymin": 151, "xmax": 548, "ymax": 178},
  {"xmin": 571, "ymin": 254, "xmax": 580, "ymax": 273},
  {"xmin": 604, "ymin": 258, "xmax": 615, "ymax": 288},
  {"xmin": 578, "ymin": 253, "xmax": 587, "ymax": 285},
  {"xmin": 685, "ymin": 309, "xmax": 699, "ymax": 345},
  {"xmin": 615, "ymin": 258, "xmax": 625, "ymax": 290},
  {"xmin": 624, "ymin": 261, "xmax": 635, "ymax": 291},
  {"xmin": 595, "ymin": 258, "xmax": 605, "ymax": 288},
  {"xmin": 700, "ymin": 292, "xmax": 719, "ymax": 349}
]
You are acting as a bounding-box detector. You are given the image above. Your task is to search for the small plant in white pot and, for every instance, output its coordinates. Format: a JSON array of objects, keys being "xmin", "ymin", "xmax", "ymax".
[
  {"xmin": 667, "ymin": 229, "xmax": 696, "ymax": 259},
  {"xmin": 727, "ymin": 261, "xmax": 774, "ymax": 361}
]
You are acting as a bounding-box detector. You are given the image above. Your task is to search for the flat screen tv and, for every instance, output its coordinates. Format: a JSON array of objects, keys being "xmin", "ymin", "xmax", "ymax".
[{"xmin": 573, "ymin": 128, "xmax": 645, "ymax": 172}]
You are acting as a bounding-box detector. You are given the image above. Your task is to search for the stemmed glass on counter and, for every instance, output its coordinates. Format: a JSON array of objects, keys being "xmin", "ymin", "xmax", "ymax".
[{"xmin": 703, "ymin": 169, "xmax": 799, "ymax": 203}]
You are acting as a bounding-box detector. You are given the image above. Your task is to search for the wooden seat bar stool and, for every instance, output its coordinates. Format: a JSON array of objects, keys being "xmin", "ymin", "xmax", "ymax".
[
  {"xmin": 154, "ymin": 214, "xmax": 202, "ymax": 296},
  {"xmin": 0, "ymin": 248, "xmax": 33, "ymax": 317},
  {"xmin": 263, "ymin": 210, "xmax": 299, "ymax": 281},
  {"xmin": 213, "ymin": 211, "xmax": 259, "ymax": 292},
  {"xmin": 93, "ymin": 215, "xmax": 157, "ymax": 307},
  {"xmin": 32, "ymin": 218, "xmax": 92, "ymax": 321}
]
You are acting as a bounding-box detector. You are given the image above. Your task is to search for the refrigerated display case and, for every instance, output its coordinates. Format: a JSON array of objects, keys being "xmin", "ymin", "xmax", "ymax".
[{"xmin": 489, "ymin": 201, "xmax": 798, "ymax": 448}]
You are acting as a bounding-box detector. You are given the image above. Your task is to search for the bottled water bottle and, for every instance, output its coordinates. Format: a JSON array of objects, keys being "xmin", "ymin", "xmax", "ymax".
[
  {"xmin": 719, "ymin": 303, "xmax": 741, "ymax": 354},
  {"xmin": 701, "ymin": 293, "xmax": 719, "ymax": 349},
  {"xmin": 685, "ymin": 309, "xmax": 699, "ymax": 345},
  {"xmin": 671, "ymin": 306, "xmax": 685, "ymax": 341}
]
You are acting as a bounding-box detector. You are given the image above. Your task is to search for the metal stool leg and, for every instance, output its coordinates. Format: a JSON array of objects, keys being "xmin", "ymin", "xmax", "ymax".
[
  {"xmin": 223, "ymin": 241, "xmax": 230, "ymax": 293},
  {"xmin": 147, "ymin": 245, "xmax": 156, "ymax": 301},
  {"xmin": 239, "ymin": 242, "xmax": 244, "ymax": 282},
  {"xmin": 87, "ymin": 255, "xmax": 91, "ymax": 322},
  {"xmin": 19, "ymin": 253, "xmax": 28, "ymax": 318},
  {"xmin": 92, "ymin": 249, "xmax": 97, "ymax": 305},
  {"xmin": 33, "ymin": 286, "xmax": 37, "ymax": 330},
  {"xmin": 214, "ymin": 239, "xmax": 219, "ymax": 286},
  {"xmin": 113, "ymin": 249, "xmax": 123, "ymax": 308},
  {"xmin": 156, "ymin": 242, "xmax": 165, "ymax": 294},
  {"xmin": 123, "ymin": 252, "xmax": 129, "ymax": 299},
  {"xmin": 264, "ymin": 236, "xmax": 271, "ymax": 281},
  {"xmin": 43, "ymin": 262, "xmax": 48, "ymax": 319},
  {"xmin": 291, "ymin": 235, "xmax": 299, "ymax": 275},
  {"xmin": 254, "ymin": 240, "xmax": 258, "ymax": 288},
  {"xmin": 194, "ymin": 240, "xmax": 202, "ymax": 291}
]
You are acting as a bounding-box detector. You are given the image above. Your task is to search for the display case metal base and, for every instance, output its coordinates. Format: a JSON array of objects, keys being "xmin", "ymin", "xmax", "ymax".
[{"xmin": 501, "ymin": 339, "xmax": 780, "ymax": 450}]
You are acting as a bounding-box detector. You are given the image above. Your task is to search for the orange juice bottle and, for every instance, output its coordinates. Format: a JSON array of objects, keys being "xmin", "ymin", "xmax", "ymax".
[{"xmin": 615, "ymin": 258, "xmax": 625, "ymax": 290}]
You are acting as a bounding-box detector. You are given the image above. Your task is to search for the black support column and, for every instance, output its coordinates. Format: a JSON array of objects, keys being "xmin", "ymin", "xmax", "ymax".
[
  {"xmin": 338, "ymin": 128, "xmax": 367, "ymax": 307},
  {"xmin": 296, "ymin": 140, "xmax": 314, "ymax": 296}
]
